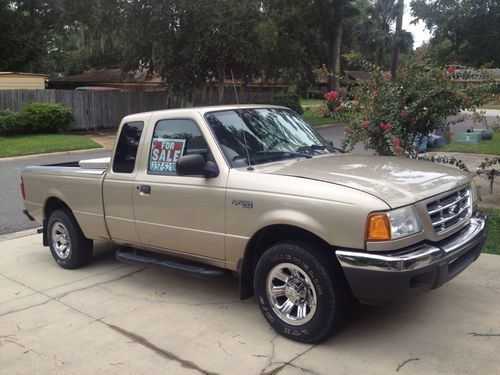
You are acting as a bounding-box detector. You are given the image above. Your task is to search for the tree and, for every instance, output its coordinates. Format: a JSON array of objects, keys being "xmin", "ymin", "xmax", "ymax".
[
  {"xmin": 0, "ymin": 0, "xmax": 60, "ymax": 72},
  {"xmin": 348, "ymin": 0, "xmax": 408, "ymax": 69},
  {"xmin": 340, "ymin": 57, "xmax": 494, "ymax": 155},
  {"xmin": 258, "ymin": 0, "xmax": 324, "ymax": 90},
  {"xmin": 390, "ymin": 0, "xmax": 404, "ymax": 78},
  {"xmin": 122, "ymin": 0, "xmax": 262, "ymax": 102},
  {"xmin": 411, "ymin": 0, "xmax": 500, "ymax": 66}
]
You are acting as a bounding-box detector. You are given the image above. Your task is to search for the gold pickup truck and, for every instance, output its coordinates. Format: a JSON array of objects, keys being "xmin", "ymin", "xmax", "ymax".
[{"xmin": 21, "ymin": 105, "xmax": 488, "ymax": 343}]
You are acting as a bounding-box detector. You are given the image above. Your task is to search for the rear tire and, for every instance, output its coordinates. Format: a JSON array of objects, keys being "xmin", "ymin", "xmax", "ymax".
[
  {"xmin": 254, "ymin": 240, "xmax": 350, "ymax": 343},
  {"xmin": 47, "ymin": 208, "xmax": 93, "ymax": 269}
]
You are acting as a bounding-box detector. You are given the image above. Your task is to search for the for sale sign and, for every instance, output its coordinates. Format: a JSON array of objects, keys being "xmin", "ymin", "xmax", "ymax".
[{"xmin": 149, "ymin": 138, "xmax": 186, "ymax": 173}]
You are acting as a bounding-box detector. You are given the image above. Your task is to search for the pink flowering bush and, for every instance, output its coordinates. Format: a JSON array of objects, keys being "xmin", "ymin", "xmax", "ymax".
[
  {"xmin": 324, "ymin": 90, "xmax": 340, "ymax": 102},
  {"xmin": 323, "ymin": 90, "xmax": 342, "ymax": 117},
  {"xmin": 339, "ymin": 57, "xmax": 494, "ymax": 155}
]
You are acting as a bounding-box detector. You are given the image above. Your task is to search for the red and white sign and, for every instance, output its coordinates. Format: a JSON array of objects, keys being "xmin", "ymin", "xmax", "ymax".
[{"xmin": 149, "ymin": 138, "xmax": 186, "ymax": 173}]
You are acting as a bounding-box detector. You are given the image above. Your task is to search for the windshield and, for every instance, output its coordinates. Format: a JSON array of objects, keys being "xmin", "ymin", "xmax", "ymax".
[{"xmin": 205, "ymin": 108, "xmax": 338, "ymax": 167}]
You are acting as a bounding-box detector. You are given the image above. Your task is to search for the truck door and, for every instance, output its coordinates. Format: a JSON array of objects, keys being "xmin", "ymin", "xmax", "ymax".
[
  {"xmin": 103, "ymin": 121, "xmax": 144, "ymax": 244},
  {"xmin": 133, "ymin": 116, "xmax": 227, "ymax": 260}
]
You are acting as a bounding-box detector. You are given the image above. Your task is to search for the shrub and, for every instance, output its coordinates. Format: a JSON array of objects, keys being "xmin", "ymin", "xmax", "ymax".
[
  {"xmin": 338, "ymin": 57, "xmax": 495, "ymax": 155},
  {"xmin": 272, "ymin": 92, "xmax": 304, "ymax": 115},
  {"xmin": 20, "ymin": 103, "xmax": 73, "ymax": 134},
  {"xmin": 308, "ymin": 90, "xmax": 325, "ymax": 100},
  {"xmin": 0, "ymin": 110, "xmax": 22, "ymax": 136}
]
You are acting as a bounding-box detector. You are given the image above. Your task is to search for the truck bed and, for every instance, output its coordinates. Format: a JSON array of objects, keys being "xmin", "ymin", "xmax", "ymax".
[{"xmin": 22, "ymin": 158, "xmax": 111, "ymax": 241}]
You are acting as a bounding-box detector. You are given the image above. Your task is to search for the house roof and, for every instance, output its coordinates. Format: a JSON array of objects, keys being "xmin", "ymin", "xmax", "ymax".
[
  {"xmin": 51, "ymin": 68, "xmax": 162, "ymax": 84},
  {"xmin": 344, "ymin": 71, "xmax": 373, "ymax": 81},
  {"xmin": 0, "ymin": 72, "xmax": 48, "ymax": 77}
]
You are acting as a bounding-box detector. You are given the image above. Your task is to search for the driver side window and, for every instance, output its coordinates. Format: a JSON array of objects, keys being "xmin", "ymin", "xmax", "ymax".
[{"xmin": 148, "ymin": 119, "xmax": 209, "ymax": 176}]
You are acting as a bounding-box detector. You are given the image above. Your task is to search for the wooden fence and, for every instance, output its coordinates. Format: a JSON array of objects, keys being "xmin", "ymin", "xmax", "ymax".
[{"xmin": 0, "ymin": 88, "xmax": 279, "ymax": 130}]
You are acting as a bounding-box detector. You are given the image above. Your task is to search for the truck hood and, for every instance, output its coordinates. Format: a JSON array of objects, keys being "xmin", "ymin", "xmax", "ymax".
[{"xmin": 258, "ymin": 154, "xmax": 471, "ymax": 208}]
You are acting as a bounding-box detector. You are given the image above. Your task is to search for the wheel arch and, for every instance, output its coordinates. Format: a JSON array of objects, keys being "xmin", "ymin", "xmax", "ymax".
[
  {"xmin": 237, "ymin": 224, "xmax": 334, "ymax": 300},
  {"xmin": 42, "ymin": 197, "xmax": 74, "ymax": 246}
]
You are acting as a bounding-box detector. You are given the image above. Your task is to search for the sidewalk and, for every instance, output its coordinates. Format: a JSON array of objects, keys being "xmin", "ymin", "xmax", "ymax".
[
  {"xmin": 1, "ymin": 234, "xmax": 500, "ymax": 374},
  {"xmin": 85, "ymin": 131, "xmax": 117, "ymax": 149}
]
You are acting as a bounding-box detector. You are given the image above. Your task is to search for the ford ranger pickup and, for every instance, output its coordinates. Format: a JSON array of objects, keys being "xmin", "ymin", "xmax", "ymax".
[{"xmin": 21, "ymin": 105, "xmax": 488, "ymax": 343}]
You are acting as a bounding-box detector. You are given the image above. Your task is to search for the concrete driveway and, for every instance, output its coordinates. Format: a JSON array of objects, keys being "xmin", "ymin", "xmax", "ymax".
[{"xmin": 1, "ymin": 234, "xmax": 499, "ymax": 374}]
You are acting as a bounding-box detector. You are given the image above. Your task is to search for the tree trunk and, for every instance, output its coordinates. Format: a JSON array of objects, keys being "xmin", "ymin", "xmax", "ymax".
[
  {"xmin": 217, "ymin": 65, "xmax": 225, "ymax": 104},
  {"xmin": 328, "ymin": 0, "xmax": 343, "ymax": 91},
  {"xmin": 377, "ymin": 44, "xmax": 384, "ymax": 67},
  {"xmin": 391, "ymin": 0, "xmax": 404, "ymax": 79}
]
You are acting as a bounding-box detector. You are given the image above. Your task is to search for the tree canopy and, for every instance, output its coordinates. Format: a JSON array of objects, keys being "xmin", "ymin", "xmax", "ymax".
[
  {"xmin": 1, "ymin": 0, "xmax": 497, "ymax": 95},
  {"xmin": 411, "ymin": 0, "xmax": 500, "ymax": 66}
]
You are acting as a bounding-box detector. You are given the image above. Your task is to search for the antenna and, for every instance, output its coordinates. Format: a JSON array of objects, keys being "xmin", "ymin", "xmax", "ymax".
[{"xmin": 230, "ymin": 69, "xmax": 253, "ymax": 171}]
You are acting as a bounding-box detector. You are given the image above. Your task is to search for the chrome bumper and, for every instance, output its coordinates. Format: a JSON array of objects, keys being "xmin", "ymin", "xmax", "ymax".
[
  {"xmin": 335, "ymin": 212, "xmax": 488, "ymax": 304},
  {"xmin": 336, "ymin": 212, "xmax": 487, "ymax": 273}
]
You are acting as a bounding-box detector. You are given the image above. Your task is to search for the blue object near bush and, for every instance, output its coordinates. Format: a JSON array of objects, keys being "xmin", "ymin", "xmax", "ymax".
[
  {"xmin": 413, "ymin": 135, "xmax": 429, "ymax": 152},
  {"xmin": 427, "ymin": 135, "xmax": 446, "ymax": 148},
  {"xmin": 472, "ymin": 128, "xmax": 493, "ymax": 140},
  {"xmin": 457, "ymin": 132, "xmax": 482, "ymax": 144}
]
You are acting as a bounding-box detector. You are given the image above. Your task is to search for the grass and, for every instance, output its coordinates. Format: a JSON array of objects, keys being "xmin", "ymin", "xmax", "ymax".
[
  {"xmin": 481, "ymin": 207, "xmax": 500, "ymax": 255},
  {"xmin": 303, "ymin": 112, "xmax": 340, "ymax": 126},
  {"xmin": 300, "ymin": 98, "xmax": 324, "ymax": 107},
  {"xmin": 0, "ymin": 134, "xmax": 102, "ymax": 158},
  {"xmin": 438, "ymin": 132, "xmax": 500, "ymax": 155},
  {"xmin": 480, "ymin": 103, "xmax": 500, "ymax": 110},
  {"xmin": 301, "ymin": 101, "xmax": 342, "ymax": 127}
]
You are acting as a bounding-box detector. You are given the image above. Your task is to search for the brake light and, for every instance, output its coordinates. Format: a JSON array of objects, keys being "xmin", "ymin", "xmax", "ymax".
[{"xmin": 20, "ymin": 177, "xmax": 26, "ymax": 200}]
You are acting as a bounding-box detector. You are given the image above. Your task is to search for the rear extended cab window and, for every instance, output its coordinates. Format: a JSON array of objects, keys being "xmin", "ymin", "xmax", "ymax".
[{"xmin": 112, "ymin": 121, "xmax": 144, "ymax": 173}]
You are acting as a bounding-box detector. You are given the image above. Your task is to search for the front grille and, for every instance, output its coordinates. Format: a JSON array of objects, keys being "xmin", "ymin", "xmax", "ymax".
[{"xmin": 427, "ymin": 188, "xmax": 471, "ymax": 234}]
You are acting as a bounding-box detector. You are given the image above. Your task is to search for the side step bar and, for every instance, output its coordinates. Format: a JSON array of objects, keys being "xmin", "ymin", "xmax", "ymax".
[{"xmin": 116, "ymin": 248, "xmax": 229, "ymax": 279}]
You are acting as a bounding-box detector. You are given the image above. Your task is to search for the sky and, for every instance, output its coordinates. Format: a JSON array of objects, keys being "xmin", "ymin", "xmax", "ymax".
[{"xmin": 402, "ymin": 2, "xmax": 432, "ymax": 48}]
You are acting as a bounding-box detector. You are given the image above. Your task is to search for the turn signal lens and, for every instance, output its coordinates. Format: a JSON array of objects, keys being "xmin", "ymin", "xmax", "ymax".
[{"xmin": 366, "ymin": 213, "xmax": 391, "ymax": 241}]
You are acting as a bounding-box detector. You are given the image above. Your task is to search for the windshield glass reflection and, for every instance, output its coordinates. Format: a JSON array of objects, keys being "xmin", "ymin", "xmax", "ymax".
[{"xmin": 205, "ymin": 108, "xmax": 337, "ymax": 167}]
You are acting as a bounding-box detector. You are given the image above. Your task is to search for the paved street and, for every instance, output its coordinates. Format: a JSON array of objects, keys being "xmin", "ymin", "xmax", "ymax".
[
  {"xmin": 0, "ymin": 149, "xmax": 111, "ymax": 235},
  {"xmin": 0, "ymin": 234, "xmax": 499, "ymax": 374}
]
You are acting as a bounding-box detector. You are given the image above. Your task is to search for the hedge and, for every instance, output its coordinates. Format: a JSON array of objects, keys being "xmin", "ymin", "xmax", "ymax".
[
  {"xmin": 0, "ymin": 103, "xmax": 73, "ymax": 136},
  {"xmin": 272, "ymin": 92, "xmax": 304, "ymax": 115}
]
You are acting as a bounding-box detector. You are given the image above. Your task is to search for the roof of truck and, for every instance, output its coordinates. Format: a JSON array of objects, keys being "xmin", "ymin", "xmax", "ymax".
[{"xmin": 121, "ymin": 104, "xmax": 288, "ymax": 123}]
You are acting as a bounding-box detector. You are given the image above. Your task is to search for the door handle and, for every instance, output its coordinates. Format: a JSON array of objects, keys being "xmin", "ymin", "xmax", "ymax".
[{"xmin": 138, "ymin": 185, "xmax": 151, "ymax": 195}]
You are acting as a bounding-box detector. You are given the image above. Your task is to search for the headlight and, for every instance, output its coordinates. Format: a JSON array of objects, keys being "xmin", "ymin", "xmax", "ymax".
[{"xmin": 366, "ymin": 205, "xmax": 422, "ymax": 241}]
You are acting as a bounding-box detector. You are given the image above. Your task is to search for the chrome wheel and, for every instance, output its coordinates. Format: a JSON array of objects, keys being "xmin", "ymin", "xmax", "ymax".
[
  {"xmin": 51, "ymin": 222, "xmax": 71, "ymax": 259},
  {"xmin": 266, "ymin": 263, "xmax": 317, "ymax": 326}
]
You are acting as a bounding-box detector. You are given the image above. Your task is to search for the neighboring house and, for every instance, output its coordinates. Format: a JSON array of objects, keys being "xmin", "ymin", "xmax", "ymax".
[
  {"xmin": 0, "ymin": 72, "xmax": 47, "ymax": 90},
  {"xmin": 453, "ymin": 69, "xmax": 500, "ymax": 83},
  {"xmin": 48, "ymin": 68, "xmax": 165, "ymax": 92},
  {"xmin": 49, "ymin": 68, "xmax": 290, "ymax": 93}
]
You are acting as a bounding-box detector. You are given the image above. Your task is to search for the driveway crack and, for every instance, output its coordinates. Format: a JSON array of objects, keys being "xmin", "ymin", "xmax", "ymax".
[
  {"xmin": 105, "ymin": 323, "xmax": 218, "ymax": 375},
  {"xmin": 54, "ymin": 267, "xmax": 147, "ymax": 300}
]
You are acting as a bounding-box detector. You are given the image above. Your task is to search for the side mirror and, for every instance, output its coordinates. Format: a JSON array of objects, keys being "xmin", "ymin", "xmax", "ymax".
[{"xmin": 176, "ymin": 154, "xmax": 219, "ymax": 178}]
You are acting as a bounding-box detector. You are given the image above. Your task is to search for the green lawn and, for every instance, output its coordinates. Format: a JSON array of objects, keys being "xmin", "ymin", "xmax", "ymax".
[
  {"xmin": 438, "ymin": 132, "xmax": 500, "ymax": 155},
  {"xmin": 480, "ymin": 103, "xmax": 500, "ymax": 110},
  {"xmin": 301, "ymin": 101, "xmax": 342, "ymax": 127},
  {"xmin": 481, "ymin": 207, "xmax": 500, "ymax": 255},
  {"xmin": 303, "ymin": 112, "xmax": 340, "ymax": 127},
  {"xmin": 0, "ymin": 134, "xmax": 102, "ymax": 158},
  {"xmin": 300, "ymin": 98, "xmax": 324, "ymax": 107}
]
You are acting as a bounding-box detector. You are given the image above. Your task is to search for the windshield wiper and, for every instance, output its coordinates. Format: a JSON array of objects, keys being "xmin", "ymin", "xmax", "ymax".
[
  {"xmin": 256, "ymin": 151, "xmax": 312, "ymax": 159},
  {"xmin": 297, "ymin": 144, "xmax": 345, "ymax": 154},
  {"xmin": 233, "ymin": 151, "xmax": 312, "ymax": 164}
]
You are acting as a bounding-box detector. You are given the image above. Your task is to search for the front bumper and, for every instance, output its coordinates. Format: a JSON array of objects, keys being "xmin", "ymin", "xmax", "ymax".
[{"xmin": 336, "ymin": 212, "xmax": 488, "ymax": 304}]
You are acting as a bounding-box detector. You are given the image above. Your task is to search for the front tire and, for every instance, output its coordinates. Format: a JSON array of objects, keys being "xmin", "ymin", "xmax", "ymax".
[
  {"xmin": 254, "ymin": 240, "xmax": 350, "ymax": 343},
  {"xmin": 47, "ymin": 208, "xmax": 93, "ymax": 269}
]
